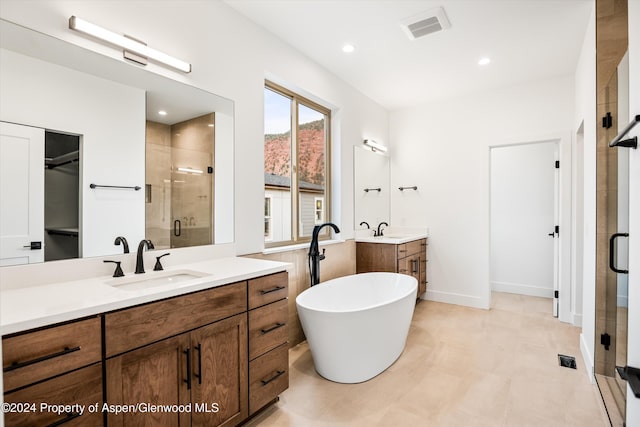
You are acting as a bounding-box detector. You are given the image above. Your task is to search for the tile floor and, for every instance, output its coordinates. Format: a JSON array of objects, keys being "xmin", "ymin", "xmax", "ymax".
[{"xmin": 247, "ymin": 292, "xmax": 608, "ymax": 426}]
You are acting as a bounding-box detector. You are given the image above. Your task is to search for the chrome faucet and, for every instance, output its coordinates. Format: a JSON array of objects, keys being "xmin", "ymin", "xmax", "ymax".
[
  {"xmin": 114, "ymin": 236, "xmax": 129, "ymax": 253},
  {"xmin": 135, "ymin": 239, "xmax": 155, "ymax": 274},
  {"xmin": 308, "ymin": 222, "xmax": 340, "ymax": 286},
  {"xmin": 375, "ymin": 222, "xmax": 388, "ymax": 237}
]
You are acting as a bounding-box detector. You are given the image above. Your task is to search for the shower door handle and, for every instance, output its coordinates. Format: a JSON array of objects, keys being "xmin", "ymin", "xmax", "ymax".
[
  {"xmin": 174, "ymin": 219, "xmax": 181, "ymax": 237},
  {"xmin": 609, "ymin": 233, "xmax": 629, "ymax": 274}
]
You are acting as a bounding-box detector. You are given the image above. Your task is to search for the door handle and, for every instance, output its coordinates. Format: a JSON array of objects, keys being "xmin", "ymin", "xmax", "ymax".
[
  {"xmin": 609, "ymin": 233, "xmax": 629, "ymax": 274},
  {"xmin": 548, "ymin": 233, "xmax": 554, "ymax": 237},
  {"xmin": 174, "ymin": 219, "xmax": 181, "ymax": 237},
  {"xmin": 23, "ymin": 241, "xmax": 42, "ymax": 250}
]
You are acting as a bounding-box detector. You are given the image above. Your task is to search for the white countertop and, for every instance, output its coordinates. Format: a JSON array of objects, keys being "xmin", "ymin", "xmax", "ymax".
[
  {"xmin": 0, "ymin": 257, "xmax": 290, "ymax": 336},
  {"xmin": 354, "ymin": 226, "xmax": 428, "ymax": 244}
]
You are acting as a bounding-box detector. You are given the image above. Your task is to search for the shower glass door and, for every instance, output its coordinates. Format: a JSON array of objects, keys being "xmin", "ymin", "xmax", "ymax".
[
  {"xmin": 595, "ymin": 52, "xmax": 629, "ymax": 426},
  {"xmin": 146, "ymin": 113, "xmax": 215, "ymax": 249}
]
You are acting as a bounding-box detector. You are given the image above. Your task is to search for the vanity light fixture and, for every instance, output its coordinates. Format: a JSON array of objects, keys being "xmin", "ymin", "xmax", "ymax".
[
  {"xmin": 68, "ymin": 16, "xmax": 192, "ymax": 73},
  {"xmin": 363, "ymin": 139, "xmax": 388, "ymax": 153},
  {"xmin": 177, "ymin": 167, "xmax": 203, "ymax": 174}
]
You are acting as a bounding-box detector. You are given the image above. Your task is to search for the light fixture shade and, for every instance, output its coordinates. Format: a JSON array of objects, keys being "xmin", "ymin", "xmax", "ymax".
[
  {"xmin": 69, "ymin": 16, "xmax": 191, "ymax": 73},
  {"xmin": 363, "ymin": 139, "xmax": 388, "ymax": 153}
]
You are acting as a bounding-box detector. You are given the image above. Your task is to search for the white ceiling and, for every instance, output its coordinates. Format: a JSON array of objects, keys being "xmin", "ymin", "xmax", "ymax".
[{"xmin": 225, "ymin": 0, "xmax": 592, "ymax": 110}]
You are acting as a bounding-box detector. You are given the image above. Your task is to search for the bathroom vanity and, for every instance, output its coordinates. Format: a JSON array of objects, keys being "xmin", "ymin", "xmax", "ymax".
[
  {"xmin": 1, "ymin": 257, "xmax": 290, "ymax": 427},
  {"xmin": 356, "ymin": 231, "xmax": 428, "ymax": 298}
]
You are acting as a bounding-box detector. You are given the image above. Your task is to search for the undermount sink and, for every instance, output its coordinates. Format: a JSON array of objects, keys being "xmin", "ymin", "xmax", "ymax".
[
  {"xmin": 106, "ymin": 269, "xmax": 210, "ymax": 291},
  {"xmin": 379, "ymin": 233, "xmax": 409, "ymax": 239}
]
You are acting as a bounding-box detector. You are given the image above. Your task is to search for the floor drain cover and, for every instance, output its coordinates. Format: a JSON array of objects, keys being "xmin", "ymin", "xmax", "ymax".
[{"xmin": 558, "ymin": 354, "xmax": 577, "ymax": 369}]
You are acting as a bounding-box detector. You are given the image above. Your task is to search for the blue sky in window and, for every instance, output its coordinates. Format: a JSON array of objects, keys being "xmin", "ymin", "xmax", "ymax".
[{"xmin": 264, "ymin": 88, "xmax": 323, "ymax": 134}]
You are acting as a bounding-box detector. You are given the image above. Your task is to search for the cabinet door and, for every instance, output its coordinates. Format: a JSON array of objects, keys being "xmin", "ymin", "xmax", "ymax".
[
  {"xmin": 398, "ymin": 255, "xmax": 420, "ymax": 280},
  {"xmin": 190, "ymin": 313, "xmax": 248, "ymax": 427},
  {"xmin": 106, "ymin": 334, "xmax": 191, "ymax": 427},
  {"xmin": 419, "ymin": 256, "xmax": 428, "ymax": 296},
  {"xmin": 4, "ymin": 363, "xmax": 102, "ymax": 427}
]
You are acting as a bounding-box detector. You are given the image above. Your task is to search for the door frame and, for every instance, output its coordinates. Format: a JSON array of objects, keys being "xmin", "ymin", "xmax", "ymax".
[{"xmin": 488, "ymin": 132, "xmax": 572, "ymax": 323}]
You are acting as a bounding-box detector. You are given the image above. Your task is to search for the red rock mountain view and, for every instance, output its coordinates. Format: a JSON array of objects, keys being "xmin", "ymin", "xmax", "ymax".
[{"xmin": 264, "ymin": 119, "xmax": 325, "ymax": 185}]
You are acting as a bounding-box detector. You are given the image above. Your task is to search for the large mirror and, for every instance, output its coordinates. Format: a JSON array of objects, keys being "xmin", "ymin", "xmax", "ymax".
[
  {"xmin": 353, "ymin": 146, "xmax": 390, "ymax": 230},
  {"xmin": 0, "ymin": 19, "xmax": 234, "ymax": 266}
]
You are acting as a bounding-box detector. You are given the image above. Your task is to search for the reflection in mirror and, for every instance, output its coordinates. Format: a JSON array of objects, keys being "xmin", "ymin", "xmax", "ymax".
[
  {"xmin": 146, "ymin": 113, "xmax": 215, "ymax": 249},
  {"xmin": 353, "ymin": 146, "xmax": 390, "ymax": 229},
  {"xmin": 0, "ymin": 19, "xmax": 234, "ymax": 266}
]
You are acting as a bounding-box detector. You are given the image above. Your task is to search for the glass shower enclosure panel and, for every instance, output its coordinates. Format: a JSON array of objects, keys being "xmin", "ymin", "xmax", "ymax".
[
  {"xmin": 170, "ymin": 145, "xmax": 213, "ymax": 248},
  {"xmin": 595, "ymin": 52, "xmax": 630, "ymax": 425}
]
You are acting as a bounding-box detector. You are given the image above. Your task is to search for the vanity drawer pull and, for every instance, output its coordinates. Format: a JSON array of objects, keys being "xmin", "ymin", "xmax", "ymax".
[
  {"xmin": 260, "ymin": 286, "xmax": 285, "ymax": 295},
  {"xmin": 261, "ymin": 323, "xmax": 285, "ymax": 335},
  {"xmin": 46, "ymin": 411, "xmax": 82, "ymax": 427},
  {"xmin": 3, "ymin": 346, "xmax": 81, "ymax": 373},
  {"xmin": 184, "ymin": 347, "xmax": 192, "ymax": 390},
  {"xmin": 261, "ymin": 370, "xmax": 286, "ymax": 386}
]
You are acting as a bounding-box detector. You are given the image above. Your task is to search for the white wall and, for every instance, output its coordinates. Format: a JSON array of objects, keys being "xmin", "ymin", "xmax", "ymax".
[
  {"xmin": 574, "ymin": 3, "xmax": 597, "ymax": 380},
  {"xmin": 0, "ymin": 49, "xmax": 146, "ymax": 257},
  {"xmin": 390, "ymin": 75, "xmax": 574, "ymax": 310},
  {"xmin": 0, "ymin": 0, "xmax": 389, "ymax": 255},
  {"xmin": 625, "ymin": 0, "xmax": 639, "ymax": 423},
  {"xmin": 490, "ymin": 142, "xmax": 556, "ymax": 298}
]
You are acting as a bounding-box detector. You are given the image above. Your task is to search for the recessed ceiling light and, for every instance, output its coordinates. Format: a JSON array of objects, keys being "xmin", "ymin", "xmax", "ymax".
[
  {"xmin": 158, "ymin": 110, "xmax": 167, "ymax": 116},
  {"xmin": 342, "ymin": 44, "xmax": 355, "ymax": 53},
  {"xmin": 478, "ymin": 57, "xmax": 491, "ymax": 66}
]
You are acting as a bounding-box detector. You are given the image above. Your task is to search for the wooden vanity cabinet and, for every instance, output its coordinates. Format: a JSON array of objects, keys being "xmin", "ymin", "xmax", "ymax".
[
  {"xmin": 1, "ymin": 270, "xmax": 289, "ymax": 427},
  {"xmin": 356, "ymin": 238, "xmax": 428, "ymax": 297},
  {"xmin": 2, "ymin": 316, "xmax": 103, "ymax": 426},
  {"xmin": 105, "ymin": 281, "xmax": 248, "ymax": 427},
  {"xmin": 247, "ymin": 272, "xmax": 289, "ymax": 415}
]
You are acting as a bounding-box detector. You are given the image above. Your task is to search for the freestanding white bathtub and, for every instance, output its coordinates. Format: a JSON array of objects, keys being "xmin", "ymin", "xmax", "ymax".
[{"xmin": 296, "ymin": 272, "xmax": 417, "ymax": 383}]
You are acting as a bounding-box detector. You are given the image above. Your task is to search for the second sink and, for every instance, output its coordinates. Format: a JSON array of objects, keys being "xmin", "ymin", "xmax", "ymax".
[{"xmin": 107, "ymin": 269, "xmax": 210, "ymax": 291}]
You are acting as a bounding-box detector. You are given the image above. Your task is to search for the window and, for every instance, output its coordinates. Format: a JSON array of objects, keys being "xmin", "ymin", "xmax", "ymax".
[
  {"xmin": 264, "ymin": 81, "xmax": 331, "ymax": 246},
  {"xmin": 264, "ymin": 196, "xmax": 272, "ymax": 240},
  {"xmin": 314, "ymin": 197, "xmax": 324, "ymax": 224}
]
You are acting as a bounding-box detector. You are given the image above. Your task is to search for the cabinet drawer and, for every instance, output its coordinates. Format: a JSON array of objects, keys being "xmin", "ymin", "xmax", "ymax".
[
  {"xmin": 248, "ymin": 272, "xmax": 288, "ymax": 310},
  {"xmin": 104, "ymin": 281, "xmax": 247, "ymax": 356},
  {"xmin": 249, "ymin": 299, "xmax": 288, "ymax": 360},
  {"xmin": 249, "ymin": 343, "xmax": 289, "ymax": 415},
  {"xmin": 398, "ymin": 239, "xmax": 424, "ymax": 258},
  {"xmin": 4, "ymin": 363, "xmax": 103, "ymax": 427},
  {"xmin": 2, "ymin": 317, "xmax": 101, "ymax": 392}
]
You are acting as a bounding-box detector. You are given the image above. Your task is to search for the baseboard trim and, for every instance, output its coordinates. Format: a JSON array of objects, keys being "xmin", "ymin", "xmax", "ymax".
[
  {"xmin": 424, "ymin": 289, "xmax": 489, "ymax": 309},
  {"xmin": 580, "ymin": 332, "xmax": 594, "ymax": 383},
  {"xmin": 491, "ymin": 281, "xmax": 554, "ymax": 298},
  {"xmin": 572, "ymin": 313, "xmax": 583, "ymax": 327}
]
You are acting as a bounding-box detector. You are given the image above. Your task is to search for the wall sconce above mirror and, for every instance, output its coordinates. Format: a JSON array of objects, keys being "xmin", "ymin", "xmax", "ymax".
[
  {"xmin": 363, "ymin": 139, "xmax": 388, "ymax": 153},
  {"xmin": 68, "ymin": 16, "xmax": 191, "ymax": 73}
]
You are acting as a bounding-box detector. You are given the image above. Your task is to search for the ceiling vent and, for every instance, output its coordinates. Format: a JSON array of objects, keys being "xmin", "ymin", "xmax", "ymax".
[{"xmin": 400, "ymin": 7, "xmax": 451, "ymax": 40}]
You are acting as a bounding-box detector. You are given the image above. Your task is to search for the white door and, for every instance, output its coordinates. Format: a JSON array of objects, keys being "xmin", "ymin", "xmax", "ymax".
[
  {"xmin": 490, "ymin": 142, "xmax": 558, "ymax": 312},
  {"xmin": 0, "ymin": 121, "xmax": 44, "ymax": 266}
]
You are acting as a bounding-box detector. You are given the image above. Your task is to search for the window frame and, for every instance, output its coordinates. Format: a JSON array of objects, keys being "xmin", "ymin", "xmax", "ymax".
[
  {"xmin": 264, "ymin": 195, "xmax": 272, "ymax": 241},
  {"xmin": 264, "ymin": 80, "xmax": 332, "ymax": 248}
]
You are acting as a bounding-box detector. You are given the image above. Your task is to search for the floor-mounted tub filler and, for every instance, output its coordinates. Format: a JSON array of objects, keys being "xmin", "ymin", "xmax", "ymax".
[{"xmin": 296, "ymin": 272, "xmax": 417, "ymax": 383}]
